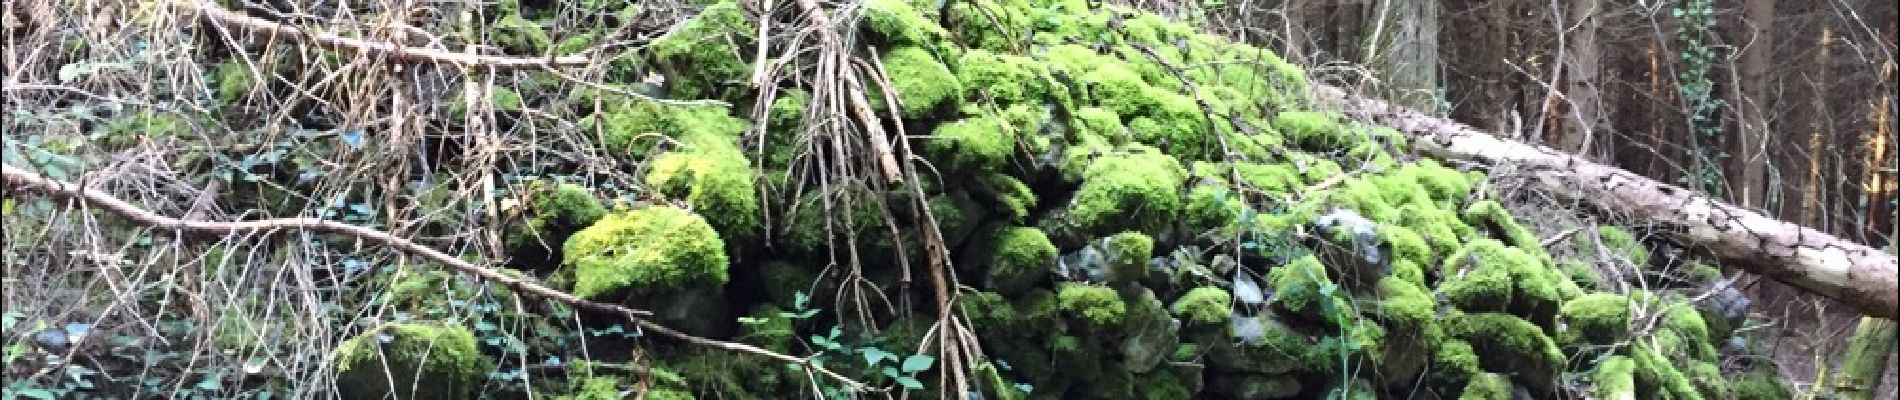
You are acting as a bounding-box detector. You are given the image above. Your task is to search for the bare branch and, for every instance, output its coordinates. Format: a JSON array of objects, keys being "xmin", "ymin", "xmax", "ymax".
[{"xmin": 181, "ymin": 0, "xmax": 590, "ymax": 71}]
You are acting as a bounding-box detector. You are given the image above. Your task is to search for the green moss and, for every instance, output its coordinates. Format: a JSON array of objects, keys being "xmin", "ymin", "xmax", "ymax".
[
  {"xmin": 648, "ymin": 2, "xmax": 753, "ymax": 99},
  {"xmin": 1439, "ymin": 239, "xmax": 1565, "ymax": 325},
  {"xmin": 493, "ymin": 14, "xmax": 553, "ymax": 54},
  {"xmin": 334, "ymin": 323, "xmax": 490, "ymax": 400},
  {"xmin": 1459, "ymin": 372, "xmax": 1513, "ymax": 400},
  {"xmin": 946, "ymin": 0, "xmax": 1031, "ymax": 52},
  {"xmin": 960, "ymin": 291, "xmax": 1019, "ymax": 333},
  {"xmin": 1447, "ymin": 313, "xmax": 1564, "ymax": 395},
  {"xmin": 986, "ymin": 226, "xmax": 1058, "ymax": 295},
  {"xmin": 862, "ymin": 0, "xmax": 952, "ymax": 46},
  {"xmin": 1631, "ymin": 343, "xmax": 1700, "ymax": 399},
  {"xmin": 1687, "ymin": 361, "xmax": 1727, "ymax": 399},
  {"xmin": 980, "ymin": 172, "xmax": 1038, "ymax": 223},
  {"xmin": 1070, "ymin": 106, "xmax": 1128, "ymax": 143},
  {"xmin": 645, "ymin": 143, "xmax": 760, "ymax": 239},
  {"xmin": 1558, "ymin": 293, "xmax": 1631, "ymax": 346},
  {"xmin": 505, "ymin": 181, "xmax": 608, "ymax": 251},
  {"xmin": 1430, "ymin": 339, "xmax": 1481, "ymax": 390},
  {"xmin": 1081, "ymin": 63, "xmax": 1153, "ymax": 120},
  {"xmin": 562, "ymin": 206, "xmax": 729, "ymax": 298},
  {"xmin": 1171, "ymin": 286, "xmax": 1232, "ymax": 327},
  {"xmin": 1732, "ymin": 366, "xmax": 1791, "ymax": 400},
  {"xmin": 1375, "ymin": 276, "xmax": 1434, "ymax": 329},
  {"xmin": 928, "ymin": 111, "xmax": 1021, "ymax": 170},
  {"xmin": 1105, "ymin": 231, "xmax": 1154, "ymax": 283},
  {"xmin": 878, "ymin": 46, "xmax": 962, "ymax": 118},
  {"xmin": 591, "ymin": 100, "xmax": 746, "ymax": 155},
  {"xmin": 1057, "ymin": 282, "xmax": 1126, "ymax": 328},
  {"xmin": 1461, "ymin": 201, "xmax": 1543, "ymax": 255},
  {"xmin": 1400, "ymin": 204, "xmax": 1477, "ymax": 256},
  {"xmin": 1065, "ymin": 144, "xmax": 1187, "ymax": 235},
  {"xmin": 1591, "ymin": 355, "xmax": 1638, "ymax": 399},
  {"xmin": 213, "ymin": 61, "xmax": 253, "ymax": 102},
  {"xmin": 1266, "ymin": 255, "xmax": 1352, "ymax": 326},
  {"xmin": 957, "ymin": 49, "xmax": 1055, "ymax": 105},
  {"xmin": 1403, "ymin": 160, "xmax": 1474, "ymax": 203},
  {"xmin": 1578, "ymin": 226, "xmax": 1652, "ymax": 267}
]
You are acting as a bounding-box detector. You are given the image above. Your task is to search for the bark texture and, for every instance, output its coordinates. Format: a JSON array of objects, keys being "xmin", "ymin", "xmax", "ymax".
[{"xmin": 1316, "ymin": 85, "xmax": 1900, "ymax": 320}]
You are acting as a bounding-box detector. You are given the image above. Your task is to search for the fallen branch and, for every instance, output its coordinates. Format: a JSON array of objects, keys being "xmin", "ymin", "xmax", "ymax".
[
  {"xmin": 181, "ymin": 0, "xmax": 589, "ymax": 70},
  {"xmin": 1315, "ymin": 85, "xmax": 1900, "ymax": 319},
  {"xmin": 0, "ymin": 165, "xmax": 872, "ymax": 392}
]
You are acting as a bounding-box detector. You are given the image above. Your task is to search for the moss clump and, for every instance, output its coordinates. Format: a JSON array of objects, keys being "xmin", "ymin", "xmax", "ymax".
[
  {"xmin": 493, "ymin": 13, "xmax": 552, "ymax": 54},
  {"xmin": 861, "ymin": 0, "xmax": 951, "ymax": 46},
  {"xmin": 645, "ymin": 143, "xmax": 760, "ymax": 239},
  {"xmin": 1065, "ymin": 145, "xmax": 1187, "ymax": 236},
  {"xmin": 1266, "ymin": 255, "xmax": 1353, "ymax": 326},
  {"xmin": 1374, "ymin": 276, "xmax": 1435, "ymax": 329},
  {"xmin": 956, "ymin": 49, "xmax": 1054, "ymax": 105},
  {"xmin": 592, "ymin": 101, "xmax": 747, "ymax": 155},
  {"xmin": 985, "ymin": 226, "xmax": 1058, "ymax": 295},
  {"xmin": 1592, "ymin": 355, "xmax": 1638, "ymax": 399},
  {"xmin": 1579, "ymin": 226, "xmax": 1651, "ymax": 266},
  {"xmin": 928, "ymin": 111, "xmax": 1022, "ymax": 170},
  {"xmin": 1459, "ymin": 372, "xmax": 1514, "ymax": 400},
  {"xmin": 945, "ymin": 0, "xmax": 1031, "ymax": 52},
  {"xmin": 213, "ymin": 61, "xmax": 253, "ymax": 102},
  {"xmin": 1439, "ymin": 239, "xmax": 1567, "ymax": 325},
  {"xmin": 1732, "ymin": 365, "xmax": 1791, "ymax": 400},
  {"xmin": 1630, "ymin": 343, "xmax": 1699, "ymax": 399},
  {"xmin": 562, "ymin": 206, "xmax": 729, "ymax": 298},
  {"xmin": 1461, "ymin": 201, "xmax": 1544, "ymax": 256},
  {"xmin": 334, "ymin": 323, "xmax": 490, "ymax": 400},
  {"xmin": 1105, "ymin": 231, "xmax": 1155, "ymax": 283},
  {"xmin": 648, "ymin": 2, "xmax": 753, "ymax": 99},
  {"xmin": 1446, "ymin": 313, "xmax": 1564, "ymax": 395},
  {"xmin": 1170, "ymin": 286, "xmax": 1232, "ymax": 327},
  {"xmin": 979, "ymin": 172, "xmax": 1038, "ymax": 223},
  {"xmin": 505, "ymin": 181, "xmax": 608, "ymax": 252},
  {"xmin": 1057, "ymin": 282, "xmax": 1126, "ymax": 328},
  {"xmin": 878, "ymin": 46, "xmax": 962, "ymax": 118},
  {"xmin": 1558, "ymin": 292, "xmax": 1631, "ymax": 346}
]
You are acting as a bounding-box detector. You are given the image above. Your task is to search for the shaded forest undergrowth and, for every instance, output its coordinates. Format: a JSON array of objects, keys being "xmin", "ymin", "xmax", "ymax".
[{"xmin": 0, "ymin": 0, "xmax": 1862, "ymax": 398}]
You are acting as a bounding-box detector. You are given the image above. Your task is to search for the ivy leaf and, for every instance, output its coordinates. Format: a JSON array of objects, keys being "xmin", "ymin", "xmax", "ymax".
[
  {"xmin": 894, "ymin": 376, "xmax": 924, "ymax": 390},
  {"xmin": 794, "ymin": 291, "xmax": 810, "ymax": 310},
  {"xmin": 901, "ymin": 354, "xmax": 935, "ymax": 373},
  {"xmin": 861, "ymin": 347, "xmax": 893, "ymax": 366}
]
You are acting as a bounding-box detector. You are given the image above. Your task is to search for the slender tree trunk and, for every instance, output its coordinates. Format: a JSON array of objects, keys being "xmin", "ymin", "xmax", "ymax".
[
  {"xmin": 1363, "ymin": 0, "xmax": 1439, "ymax": 111},
  {"xmin": 1731, "ymin": 0, "xmax": 1775, "ymax": 209},
  {"xmin": 1559, "ymin": 0, "xmax": 1603, "ymax": 157}
]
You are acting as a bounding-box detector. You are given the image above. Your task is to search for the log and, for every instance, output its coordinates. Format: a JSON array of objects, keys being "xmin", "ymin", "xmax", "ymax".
[{"xmin": 1314, "ymin": 85, "xmax": 1900, "ymax": 320}]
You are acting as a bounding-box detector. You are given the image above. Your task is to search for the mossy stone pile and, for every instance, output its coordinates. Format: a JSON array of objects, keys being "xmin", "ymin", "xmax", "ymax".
[{"xmin": 428, "ymin": 0, "xmax": 1796, "ymax": 398}]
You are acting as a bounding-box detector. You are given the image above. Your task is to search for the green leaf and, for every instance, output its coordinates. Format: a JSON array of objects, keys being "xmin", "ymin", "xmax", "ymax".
[
  {"xmin": 901, "ymin": 354, "xmax": 935, "ymax": 373},
  {"xmin": 883, "ymin": 366, "xmax": 901, "ymax": 379},
  {"xmin": 11, "ymin": 388, "xmax": 57, "ymax": 400},
  {"xmin": 861, "ymin": 347, "xmax": 894, "ymax": 366},
  {"xmin": 794, "ymin": 291, "xmax": 810, "ymax": 309},
  {"xmin": 895, "ymin": 376, "xmax": 924, "ymax": 390}
]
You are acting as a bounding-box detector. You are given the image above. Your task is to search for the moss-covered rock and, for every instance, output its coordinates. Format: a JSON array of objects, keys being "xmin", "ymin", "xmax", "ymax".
[
  {"xmin": 878, "ymin": 46, "xmax": 962, "ymax": 118},
  {"xmin": 1063, "ymin": 144, "xmax": 1187, "ymax": 236},
  {"xmin": 985, "ymin": 226, "xmax": 1059, "ymax": 295},
  {"xmin": 1446, "ymin": 313, "xmax": 1564, "ymax": 396},
  {"xmin": 645, "ymin": 143, "xmax": 760, "ymax": 239},
  {"xmin": 1056, "ymin": 282, "xmax": 1126, "ymax": 328},
  {"xmin": 505, "ymin": 181, "xmax": 608, "ymax": 261},
  {"xmin": 1170, "ymin": 286, "xmax": 1232, "ymax": 328},
  {"xmin": 334, "ymin": 323, "xmax": 490, "ymax": 400},
  {"xmin": 562, "ymin": 206, "xmax": 729, "ymax": 298},
  {"xmin": 648, "ymin": 2, "xmax": 753, "ymax": 99}
]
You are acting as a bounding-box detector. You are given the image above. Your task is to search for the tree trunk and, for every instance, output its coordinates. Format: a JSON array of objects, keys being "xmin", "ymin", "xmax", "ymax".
[
  {"xmin": 1730, "ymin": 0, "xmax": 1774, "ymax": 209},
  {"xmin": 1362, "ymin": 0, "xmax": 1438, "ymax": 111},
  {"xmin": 1315, "ymin": 84, "xmax": 1900, "ymax": 320},
  {"xmin": 1559, "ymin": 0, "xmax": 1602, "ymax": 157}
]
